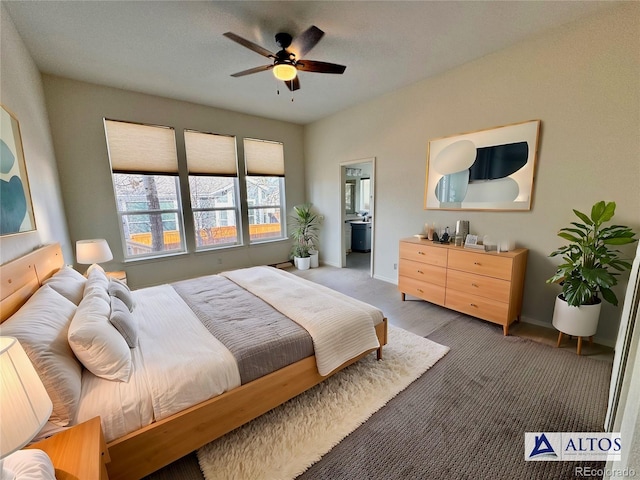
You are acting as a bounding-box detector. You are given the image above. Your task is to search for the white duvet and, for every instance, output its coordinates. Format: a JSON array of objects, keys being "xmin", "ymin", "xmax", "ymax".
[{"xmin": 76, "ymin": 285, "xmax": 241, "ymax": 442}]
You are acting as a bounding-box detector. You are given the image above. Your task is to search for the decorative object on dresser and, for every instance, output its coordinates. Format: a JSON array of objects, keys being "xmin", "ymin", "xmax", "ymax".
[
  {"xmin": 547, "ymin": 201, "xmax": 637, "ymax": 355},
  {"xmin": 0, "ymin": 337, "xmax": 55, "ymax": 479},
  {"xmin": 424, "ymin": 120, "xmax": 540, "ymax": 211},
  {"xmin": 76, "ymin": 238, "xmax": 113, "ymax": 266},
  {"xmin": 398, "ymin": 237, "xmax": 528, "ymax": 335}
]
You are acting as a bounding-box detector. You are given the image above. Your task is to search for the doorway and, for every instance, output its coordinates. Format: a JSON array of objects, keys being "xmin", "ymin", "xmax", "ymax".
[{"xmin": 340, "ymin": 158, "xmax": 375, "ymax": 276}]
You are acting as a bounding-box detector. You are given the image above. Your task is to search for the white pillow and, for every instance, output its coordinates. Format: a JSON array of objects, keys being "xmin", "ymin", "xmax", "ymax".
[
  {"xmin": 68, "ymin": 287, "xmax": 132, "ymax": 382},
  {"xmin": 0, "ymin": 285, "xmax": 82, "ymax": 426},
  {"xmin": 2, "ymin": 449, "xmax": 55, "ymax": 480},
  {"xmin": 86, "ymin": 264, "xmax": 109, "ymax": 291},
  {"xmin": 42, "ymin": 266, "xmax": 86, "ymax": 305}
]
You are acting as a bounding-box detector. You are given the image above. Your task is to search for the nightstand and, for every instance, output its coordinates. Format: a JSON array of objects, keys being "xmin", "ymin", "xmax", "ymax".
[
  {"xmin": 27, "ymin": 416, "xmax": 110, "ymax": 480},
  {"xmin": 106, "ymin": 270, "xmax": 127, "ymax": 284}
]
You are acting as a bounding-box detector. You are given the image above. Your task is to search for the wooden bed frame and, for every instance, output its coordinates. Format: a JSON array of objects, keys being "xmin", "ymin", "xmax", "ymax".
[{"xmin": 0, "ymin": 244, "xmax": 388, "ymax": 480}]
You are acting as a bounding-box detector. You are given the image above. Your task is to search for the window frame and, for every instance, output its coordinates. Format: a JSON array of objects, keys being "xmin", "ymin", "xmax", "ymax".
[
  {"xmin": 184, "ymin": 129, "xmax": 243, "ymax": 251},
  {"xmin": 243, "ymin": 138, "xmax": 287, "ymax": 244},
  {"xmin": 112, "ymin": 172, "xmax": 187, "ymax": 260}
]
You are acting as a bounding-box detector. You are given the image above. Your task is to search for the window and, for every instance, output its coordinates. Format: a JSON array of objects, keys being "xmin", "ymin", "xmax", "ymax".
[
  {"xmin": 360, "ymin": 178, "xmax": 371, "ymax": 211},
  {"xmin": 184, "ymin": 130, "xmax": 241, "ymax": 249},
  {"xmin": 243, "ymin": 138, "xmax": 286, "ymax": 243},
  {"xmin": 345, "ymin": 180, "xmax": 356, "ymax": 214},
  {"xmin": 105, "ymin": 119, "xmax": 185, "ymax": 259}
]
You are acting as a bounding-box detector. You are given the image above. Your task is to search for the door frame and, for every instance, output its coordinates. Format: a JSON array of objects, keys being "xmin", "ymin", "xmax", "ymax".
[{"xmin": 340, "ymin": 157, "xmax": 375, "ymax": 276}]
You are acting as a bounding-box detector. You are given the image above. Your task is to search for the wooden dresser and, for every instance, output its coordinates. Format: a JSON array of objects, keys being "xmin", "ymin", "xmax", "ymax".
[{"xmin": 398, "ymin": 237, "xmax": 528, "ymax": 335}]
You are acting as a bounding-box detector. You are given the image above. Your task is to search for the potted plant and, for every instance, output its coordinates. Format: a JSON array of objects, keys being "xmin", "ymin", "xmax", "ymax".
[
  {"xmin": 291, "ymin": 244, "xmax": 311, "ymax": 270},
  {"xmin": 290, "ymin": 203, "xmax": 321, "ymax": 268},
  {"xmin": 547, "ymin": 201, "xmax": 637, "ymax": 349}
]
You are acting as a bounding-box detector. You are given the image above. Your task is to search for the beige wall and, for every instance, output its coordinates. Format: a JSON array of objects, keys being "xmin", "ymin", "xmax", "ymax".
[
  {"xmin": 304, "ymin": 4, "xmax": 640, "ymax": 345},
  {"xmin": 0, "ymin": 5, "xmax": 71, "ymax": 264},
  {"xmin": 42, "ymin": 76, "xmax": 305, "ymax": 288}
]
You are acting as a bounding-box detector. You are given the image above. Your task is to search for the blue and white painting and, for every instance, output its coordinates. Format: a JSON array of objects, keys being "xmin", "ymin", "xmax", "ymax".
[{"xmin": 0, "ymin": 106, "xmax": 36, "ymax": 235}]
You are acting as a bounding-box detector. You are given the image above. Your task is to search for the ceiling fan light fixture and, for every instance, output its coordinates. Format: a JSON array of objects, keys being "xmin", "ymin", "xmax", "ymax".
[{"xmin": 273, "ymin": 63, "xmax": 297, "ymax": 81}]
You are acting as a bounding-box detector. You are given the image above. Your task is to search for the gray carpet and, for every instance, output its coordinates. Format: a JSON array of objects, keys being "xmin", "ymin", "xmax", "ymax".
[
  {"xmin": 144, "ymin": 267, "xmax": 613, "ymax": 480},
  {"xmin": 297, "ymin": 316, "xmax": 611, "ymax": 480}
]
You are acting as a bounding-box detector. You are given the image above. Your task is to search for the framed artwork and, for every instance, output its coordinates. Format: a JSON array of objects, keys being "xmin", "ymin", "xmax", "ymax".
[
  {"xmin": 0, "ymin": 105, "xmax": 36, "ymax": 235},
  {"xmin": 424, "ymin": 120, "xmax": 541, "ymax": 211}
]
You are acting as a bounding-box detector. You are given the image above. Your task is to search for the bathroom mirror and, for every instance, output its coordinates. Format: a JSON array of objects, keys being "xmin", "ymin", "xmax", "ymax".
[{"xmin": 424, "ymin": 120, "xmax": 540, "ymax": 211}]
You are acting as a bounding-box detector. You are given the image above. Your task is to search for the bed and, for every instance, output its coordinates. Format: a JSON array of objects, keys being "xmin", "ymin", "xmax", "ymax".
[{"xmin": 0, "ymin": 243, "xmax": 387, "ymax": 480}]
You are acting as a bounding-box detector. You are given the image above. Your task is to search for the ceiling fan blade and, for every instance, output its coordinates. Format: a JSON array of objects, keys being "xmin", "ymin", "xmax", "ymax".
[
  {"xmin": 288, "ymin": 26, "xmax": 324, "ymax": 59},
  {"xmin": 230, "ymin": 64, "xmax": 273, "ymax": 77},
  {"xmin": 223, "ymin": 32, "xmax": 275, "ymax": 58},
  {"xmin": 296, "ymin": 60, "xmax": 346, "ymax": 74},
  {"xmin": 285, "ymin": 77, "xmax": 300, "ymax": 92}
]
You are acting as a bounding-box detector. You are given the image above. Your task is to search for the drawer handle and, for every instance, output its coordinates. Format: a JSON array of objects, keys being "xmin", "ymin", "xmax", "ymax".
[
  {"xmin": 418, "ymin": 251, "xmax": 425, "ymax": 255},
  {"xmin": 417, "ymin": 288, "xmax": 424, "ymax": 293},
  {"xmin": 471, "ymin": 283, "xmax": 479, "ymax": 287},
  {"xmin": 473, "ymin": 261, "xmax": 481, "ymax": 265},
  {"xmin": 417, "ymin": 270, "xmax": 424, "ymax": 274},
  {"xmin": 470, "ymin": 303, "xmax": 478, "ymax": 307}
]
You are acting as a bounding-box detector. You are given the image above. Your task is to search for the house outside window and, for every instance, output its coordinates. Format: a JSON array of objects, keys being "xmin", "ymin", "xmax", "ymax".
[
  {"xmin": 184, "ymin": 130, "xmax": 241, "ymax": 250},
  {"xmin": 105, "ymin": 119, "xmax": 186, "ymax": 259},
  {"xmin": 243, "ymin": 138, "xmax": 286, "ymax": 243}
]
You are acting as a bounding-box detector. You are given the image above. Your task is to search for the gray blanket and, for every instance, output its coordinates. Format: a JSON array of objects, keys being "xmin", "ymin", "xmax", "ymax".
[{"xmin": 172, "ymin": 274, "xmax": 314, "ymax": 384}]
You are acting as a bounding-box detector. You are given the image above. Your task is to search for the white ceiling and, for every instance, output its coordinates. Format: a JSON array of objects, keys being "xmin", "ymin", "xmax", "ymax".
[{"xmin": 4, "ymin": 1, "xmax": 616, "ymax": 125}]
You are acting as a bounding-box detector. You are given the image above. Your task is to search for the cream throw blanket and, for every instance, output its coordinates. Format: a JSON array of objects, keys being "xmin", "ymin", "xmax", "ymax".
[{"xmin": 221, "ymin": 267, "xmax": 381, "ymax": 376}]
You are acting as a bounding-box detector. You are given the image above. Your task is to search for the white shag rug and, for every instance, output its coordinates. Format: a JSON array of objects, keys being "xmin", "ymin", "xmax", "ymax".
[{"xmin": 197, "ymin": 325, "xmax": 449, "ymax": 480}]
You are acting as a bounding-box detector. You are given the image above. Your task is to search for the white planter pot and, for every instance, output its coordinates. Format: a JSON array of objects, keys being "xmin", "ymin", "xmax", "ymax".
[
  {"xmin": 552, "ymin": 295, "xmax": 601, "ymax": 337},
  {"xmin": 309, "ymin": 249, "xmax": 319, "ymax": 268},
  {"xmin": 295, "ymin": 256, "xmax": 311, "ymax": 270}
]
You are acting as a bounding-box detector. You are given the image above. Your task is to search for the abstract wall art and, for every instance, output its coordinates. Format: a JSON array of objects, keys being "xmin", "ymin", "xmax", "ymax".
[
  {"xmin": 0, "ymin": 105, "xmax": 36, "ymax": 235},
  {"xmin": 424, "ymin": 120, "xmax": 541, "ymax": 211}
]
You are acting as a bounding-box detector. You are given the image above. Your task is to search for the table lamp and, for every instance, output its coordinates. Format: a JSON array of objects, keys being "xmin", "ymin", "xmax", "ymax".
[
  {"xmin": 0, "ymin": 337, "xmax": 53, "ymax": 479},
  {"xmin": 76, "ymin": 238, "xmax": 113, "ymax": 266}
]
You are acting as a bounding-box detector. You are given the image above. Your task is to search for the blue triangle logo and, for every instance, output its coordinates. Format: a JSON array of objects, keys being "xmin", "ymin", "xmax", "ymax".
[{"xmin": 530, "ymin": 433, "xmax": 557, "ymax": 458}]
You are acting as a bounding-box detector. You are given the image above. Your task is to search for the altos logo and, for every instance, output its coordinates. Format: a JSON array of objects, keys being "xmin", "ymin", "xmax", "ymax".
[{"xmin": 525, "ymin": 432, "xmax": 622, "ymax": 462}]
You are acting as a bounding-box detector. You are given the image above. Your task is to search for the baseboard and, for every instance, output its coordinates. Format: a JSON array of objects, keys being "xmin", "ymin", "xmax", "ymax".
[{"xmin": 373, "ymin": 273, "xmax": 397, "ymax": 285}]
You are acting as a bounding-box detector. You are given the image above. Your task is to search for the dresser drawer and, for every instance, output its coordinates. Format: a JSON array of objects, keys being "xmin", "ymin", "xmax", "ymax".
[
  {"xmin": 399, "ymin": 276, "xmax": 445, "ymax": 306},
  {"xmin": 445, "ymin": 288, "xmax": 509, "ymax": 324},
  {"xmin": 446, "ymin": 269, "xmax": 511, "ymax": 303},
  {"xmin": 447, "ymin": 250, "xmax": 512, "ymax": 280},
  {"xmin": 399, "ymin": 242, "xmax": 447, "ymax": 267},
  {"xmin": 399, "ymin": 259, "xmax": 446, "ymax": 286}
]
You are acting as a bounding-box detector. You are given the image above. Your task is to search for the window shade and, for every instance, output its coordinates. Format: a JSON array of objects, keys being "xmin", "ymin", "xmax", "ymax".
[
  {"xmin": 105, "ymin": 119, "xmax": 178, "ymax": 174},
  {"xmin": 185, "ymin": 130, "xmax": 238, "ymax": 176},
  {"xmin": 244, "ymin": 138, "xmax": 285, "ymax": 177}
]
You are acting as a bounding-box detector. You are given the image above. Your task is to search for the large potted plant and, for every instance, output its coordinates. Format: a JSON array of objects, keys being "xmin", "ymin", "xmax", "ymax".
[
  {"xmin": 547, "ymin": 201, "xmax": 637, "ymax": 350},
  {"xmin": 290, "ymin": 203, "xmax": 321, "ymax": 269}
]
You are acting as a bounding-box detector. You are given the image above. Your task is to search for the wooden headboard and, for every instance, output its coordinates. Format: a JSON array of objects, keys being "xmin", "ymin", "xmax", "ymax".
[{"xmin": 0, "ymin": 243, "xmax": 65, "ymax": 322}]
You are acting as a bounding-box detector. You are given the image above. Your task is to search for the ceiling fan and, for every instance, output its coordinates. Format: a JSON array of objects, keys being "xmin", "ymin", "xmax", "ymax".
[{"xmin": 223, "ymin": 25, "xmax": 346, "ymax": 92}]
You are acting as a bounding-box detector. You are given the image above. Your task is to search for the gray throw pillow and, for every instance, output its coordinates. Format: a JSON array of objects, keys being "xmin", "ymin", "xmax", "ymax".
[
  {"xmin": 109, "ymin": 295, "xmax": 138, "ymax": 348},
  {"xmin": 108, "ymin": 278, "xmax": 135, "ymax": 312}
]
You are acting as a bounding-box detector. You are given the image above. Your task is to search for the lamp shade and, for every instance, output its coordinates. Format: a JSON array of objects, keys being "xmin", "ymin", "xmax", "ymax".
[
  {"xmin": 0, "ymin": 337, "xmax": 53, "ymax": 458},
  {"xmin": 272, "ymin": 63, "xmax": 297, "ymax": 81},
  {"xmin": 76, "ymin": 239, "xmax": 113, "ymax": 264}
]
